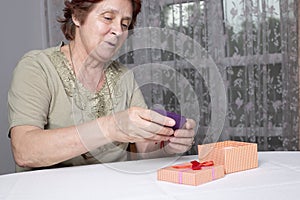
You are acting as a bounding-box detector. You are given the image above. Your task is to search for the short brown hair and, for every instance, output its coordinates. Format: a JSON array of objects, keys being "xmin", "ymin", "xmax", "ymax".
[{"xmin": 59, "ymin": 0, "xmax": 142, "ymax": 40}]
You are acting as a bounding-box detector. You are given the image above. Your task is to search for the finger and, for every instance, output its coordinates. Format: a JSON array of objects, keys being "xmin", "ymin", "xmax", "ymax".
[
  {"xmin": 124, "ymin": 123, "xmax": 173, "ymax": 141},
  {"xmin": 183, "ymin": 118, "xmax": 196, "ymax": 130},
  {"xmin": 165, "ymin": 142, "xmax": 191, "ymax": 154},
  {"xmin": 144, "ymin": 135, "xmax": 172, "ymax": 142},
  {"xmin": 139, "ymin": 109, "xmax": 176, "ymax": 127},
  {"xmin": 135, "ymin": 116, "xmax": 175, "ymax": 136},
  {"xmin": 169, "ymin": 137, "xmax": 194, "ymax": 146},
  {"xmin": 133, "ymin": 129, "xmax": 173, "ymax": 142},
  {"xmin": 173, "ymin": 129, "xmax": 195, "ymax": 138}
]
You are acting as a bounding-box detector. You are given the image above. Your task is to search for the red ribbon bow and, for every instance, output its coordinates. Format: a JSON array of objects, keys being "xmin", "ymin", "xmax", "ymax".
[
  {"xmin": 172, "ymin": 160, "xmax": 214, "ymax": 170},
  {"xmin": 190, "ymin": 160, "xmax": 214, "ymax": 170}
]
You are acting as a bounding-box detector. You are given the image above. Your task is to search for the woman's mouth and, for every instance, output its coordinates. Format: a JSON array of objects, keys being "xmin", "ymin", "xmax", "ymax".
[{"xmin": 106, "ymin": 41, "xmax": 117, "ymax": 48}]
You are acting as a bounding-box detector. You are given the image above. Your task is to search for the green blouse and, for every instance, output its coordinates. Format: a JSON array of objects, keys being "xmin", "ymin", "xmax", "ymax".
[{"xmin": 8, "ymin": 43, "xmax": 146, "ymax": 172}]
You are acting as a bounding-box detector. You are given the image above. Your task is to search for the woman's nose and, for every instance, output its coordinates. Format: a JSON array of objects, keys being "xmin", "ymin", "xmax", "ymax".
[{"xmin": 111, "ymin": 21, "xmax": 123, "ymax": 36}]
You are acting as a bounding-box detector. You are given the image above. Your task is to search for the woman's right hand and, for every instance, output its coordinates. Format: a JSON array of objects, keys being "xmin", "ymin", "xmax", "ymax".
[{"xmin": 98, "ymin": 107, "xmax": 176, "ymax": 143}]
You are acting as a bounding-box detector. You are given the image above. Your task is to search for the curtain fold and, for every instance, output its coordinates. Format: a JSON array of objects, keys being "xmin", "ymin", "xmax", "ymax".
[{"xmin": 298, "ymin": 0, "xmax": 300, "ymax": 151}]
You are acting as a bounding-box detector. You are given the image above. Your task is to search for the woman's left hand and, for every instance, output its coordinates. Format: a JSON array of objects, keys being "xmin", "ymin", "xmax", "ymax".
[{"xmin": 163, "ymin": 118, "xmax": 196, "ymax": 154}]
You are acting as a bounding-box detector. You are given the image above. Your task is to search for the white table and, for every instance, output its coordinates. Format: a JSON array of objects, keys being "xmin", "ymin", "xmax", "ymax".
[{"xmin": 0, "ymin": 152, "xmax": 299, "ymax": 200}]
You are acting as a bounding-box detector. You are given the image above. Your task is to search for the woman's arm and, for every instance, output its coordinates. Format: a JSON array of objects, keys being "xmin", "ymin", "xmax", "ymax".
[
  {"xmin": 10, "ymin": 119, "xmax": 109, "ymax": 168},
  {"xmin": 11, "ymin": 107, "xmax": 176, "ymax": 168}
]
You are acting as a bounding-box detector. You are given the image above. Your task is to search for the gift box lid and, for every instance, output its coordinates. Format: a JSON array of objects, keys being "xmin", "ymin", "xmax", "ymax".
[
  {"xmin": 157, "ymin": 160, "xmax": 225, "ymax": 186},
  {"xmin": 198, "ymin": 141, "xmax": 258, "ymax": 173}
]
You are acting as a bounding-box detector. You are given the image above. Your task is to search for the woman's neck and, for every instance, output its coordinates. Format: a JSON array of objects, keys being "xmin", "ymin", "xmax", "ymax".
[{"xmin": 66, "ymin": 42, "xmax": 107, "ymax": 92}]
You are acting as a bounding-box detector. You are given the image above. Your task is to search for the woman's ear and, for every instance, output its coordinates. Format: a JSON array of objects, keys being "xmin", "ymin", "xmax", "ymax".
[{"xmin": 72, "ymin": 15, "xmax": 80, "ymax": 27}]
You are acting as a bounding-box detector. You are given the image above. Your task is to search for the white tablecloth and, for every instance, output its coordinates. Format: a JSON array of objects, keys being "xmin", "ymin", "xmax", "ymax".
[{"xmin": 0, "ymin": 152, "xmax": 299, "ymax": 200}]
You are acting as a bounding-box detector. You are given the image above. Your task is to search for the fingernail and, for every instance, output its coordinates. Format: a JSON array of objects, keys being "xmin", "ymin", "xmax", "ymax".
[{"xmin": 168, "ymin": 120, "xmax": 175, "ymax": 126}]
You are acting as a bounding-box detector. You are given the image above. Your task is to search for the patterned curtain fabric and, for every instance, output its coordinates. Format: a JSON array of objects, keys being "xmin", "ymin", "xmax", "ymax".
[{"xmin": 45, "ymin": 0, "xmax": 299, "ymax": 152}]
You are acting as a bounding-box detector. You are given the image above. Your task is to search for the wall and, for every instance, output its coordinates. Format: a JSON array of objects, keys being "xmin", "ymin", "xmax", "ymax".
[{"xmin": 0, "ymin": 0, "xmax": 46, "ymax": 175}]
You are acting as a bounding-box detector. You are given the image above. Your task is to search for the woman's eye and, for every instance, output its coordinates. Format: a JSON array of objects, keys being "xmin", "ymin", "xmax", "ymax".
[
  {"xmin": 104, "ymin": 16, "xmax": 112, "ymax": 21},
  {"xmin": 122, "ymin": 24, "xmax": 129, "ymax": 29}
]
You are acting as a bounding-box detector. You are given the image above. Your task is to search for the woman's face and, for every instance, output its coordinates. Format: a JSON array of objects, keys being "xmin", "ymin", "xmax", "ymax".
[{"xmin": 74, "ymin": 0, "xmax": 133, "ymax": 62}]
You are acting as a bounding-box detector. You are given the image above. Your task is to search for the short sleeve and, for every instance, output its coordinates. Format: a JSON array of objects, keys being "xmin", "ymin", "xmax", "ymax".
[{"xmin": 8, "ymin": 53, "xmax": 51, "ymax": 132}]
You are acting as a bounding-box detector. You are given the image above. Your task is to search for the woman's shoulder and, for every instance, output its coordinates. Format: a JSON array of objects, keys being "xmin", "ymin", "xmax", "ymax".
[
  {"xmin": 108, "ymin": 61, "xmax": 136, "ymax": 80},
  {"xmin": 109, "ymin": 61, "xmax": 136, "ymax": 76},
  {"xmin": 106, "ymin": 61, "xmax": 139, "ymax": 90},
  {"xmin": 109, "ymin": 61, "xmax": 128, "ymax": 71},
  {"xmin": 14, "ymin": 43, "xmax": 63, "ymax": 75},
  {"xmin": 21, "ymin": 43, "xmax": 62, "ymax": 61}
]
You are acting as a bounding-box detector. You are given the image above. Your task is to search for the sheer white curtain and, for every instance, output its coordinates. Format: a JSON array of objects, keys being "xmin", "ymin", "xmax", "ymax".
[{"xmin": 44, "ymin": 0, "xmax": 299, "ymax": 152}]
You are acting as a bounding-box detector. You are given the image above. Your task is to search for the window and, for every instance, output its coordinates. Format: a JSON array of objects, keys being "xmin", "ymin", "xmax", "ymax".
[{"xmin": 137, "ymin": 0, "xmax": 298, "ymax": 150}]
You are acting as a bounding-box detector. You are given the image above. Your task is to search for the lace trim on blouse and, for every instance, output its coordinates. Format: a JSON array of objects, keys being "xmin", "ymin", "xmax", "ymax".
[{"xmin": 49, "ymin": 50, "xmax": 123, "ymax": 119}]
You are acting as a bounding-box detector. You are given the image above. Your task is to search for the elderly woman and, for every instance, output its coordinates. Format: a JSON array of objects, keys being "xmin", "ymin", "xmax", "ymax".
[{"xmin": 8, "ymin": 0, "xmax": 195, "ymax": 172}]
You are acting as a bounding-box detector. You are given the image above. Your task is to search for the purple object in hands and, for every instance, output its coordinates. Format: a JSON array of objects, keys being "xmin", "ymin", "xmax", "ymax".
[{"xmin": 153, "ymin": 109, "xmax": 187, "ymax": 130}]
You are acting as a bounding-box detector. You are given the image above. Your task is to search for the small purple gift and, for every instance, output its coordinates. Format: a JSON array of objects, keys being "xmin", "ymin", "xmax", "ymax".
[{"xmin": 153, "ymin": 109, "xmax": 187, "ymax": 130}]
